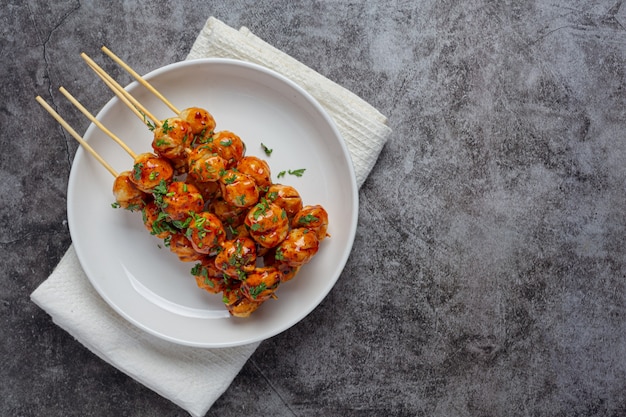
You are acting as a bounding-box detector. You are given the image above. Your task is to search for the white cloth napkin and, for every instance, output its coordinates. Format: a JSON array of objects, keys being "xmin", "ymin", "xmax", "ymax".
[{"xmin": 31, "ymin": 16, "xmax": 391, "ymax": 417}]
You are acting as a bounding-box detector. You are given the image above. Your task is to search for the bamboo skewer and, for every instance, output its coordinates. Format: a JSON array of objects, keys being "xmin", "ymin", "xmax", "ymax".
[
  {"xmin": 35, "ymin": 96, "xmax": 118, "ymax": 178},
  {"xmin": 80, "ymin": 52, "xmax": 162, "ymax": 129},
  {"xmin": 58, "ymin": 87, "xmax": 137, "ymax": 160},
  {"xmin": 101, "ymin": 46, "xmax": 181, "ymax": 115},
  {"xmin": 88, "ymin": 65, "xmax": 147, "ymax": 125},
  {"xmin": 38, "ymin": 49, "xmax": 183, "ymax": 180}
]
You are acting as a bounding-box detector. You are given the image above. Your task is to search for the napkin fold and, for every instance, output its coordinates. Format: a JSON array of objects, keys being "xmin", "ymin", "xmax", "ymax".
[{"xmin": 31, "ymin": 16, "xmax": 391, "ymax": 417}]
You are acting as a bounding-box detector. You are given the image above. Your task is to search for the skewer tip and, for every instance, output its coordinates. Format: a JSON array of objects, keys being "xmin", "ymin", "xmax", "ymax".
[{"xmin": 35, "ymin": 95, "xmax": 48, "ymax": 107}]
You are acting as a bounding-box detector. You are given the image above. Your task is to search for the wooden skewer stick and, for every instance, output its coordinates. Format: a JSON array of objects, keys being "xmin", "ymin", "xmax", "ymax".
[
  {"xmin": 35, "ymin": 96, "xmax": 118, "ymax": 178},
  {"xmin": 80, "ymin": 52, "xmax": 162, "ymax": 129},
  {"xmin": 101, "ymin": 46, "xmax": 181, "ymax": 115},
  {"xmin": 81, "ymin": 52, "xmax": 161, "ymax": 128},
  {"xmin": 59, "ymin": 87, "xmax": 137, "ymax": 160},
  {"xmin": 89, "ymin": 65, "xmax": 147, "ymax": 125}
]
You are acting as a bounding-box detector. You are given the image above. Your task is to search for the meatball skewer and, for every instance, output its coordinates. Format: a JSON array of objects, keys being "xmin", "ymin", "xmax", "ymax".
[{"xmin": 40, "ymin": 47, "xmax": 333, "ymax": 318}]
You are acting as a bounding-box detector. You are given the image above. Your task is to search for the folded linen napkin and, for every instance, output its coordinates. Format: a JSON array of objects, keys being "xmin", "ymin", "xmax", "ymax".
[{"xmin": 31, "ymin": 16, "xmax": 391, "ymax": 417}]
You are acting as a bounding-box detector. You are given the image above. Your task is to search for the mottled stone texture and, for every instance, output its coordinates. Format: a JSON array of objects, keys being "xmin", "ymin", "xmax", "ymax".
[{"xmin": 3, "ymin": 1, "xmax": 626, "ymax": 416}]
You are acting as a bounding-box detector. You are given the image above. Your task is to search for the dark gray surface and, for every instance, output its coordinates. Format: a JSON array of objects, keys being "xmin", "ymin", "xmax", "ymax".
[{"xmin": 3, "ymin": 1, "xmax": 626, "ymax": 416}]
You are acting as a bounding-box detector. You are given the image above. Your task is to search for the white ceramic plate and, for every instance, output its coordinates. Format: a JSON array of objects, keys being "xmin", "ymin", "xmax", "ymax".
[{"xmin": 67, "ymin": 58, "xmax": 358, "ymax": 347}]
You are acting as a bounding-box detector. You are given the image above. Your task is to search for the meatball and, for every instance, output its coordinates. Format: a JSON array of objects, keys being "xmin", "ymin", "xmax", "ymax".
[
  {"xmin": 208, "ymin": 198, "xmax": 247, "ymax": 228},
  {"xmin": 292, "ymin": 205, "xmax": 329, "ymax": 241},
  {"xmin": 152, "ymin": 117, "xmax": 194, "ymax": 172},
  {"xmin": 141, "ymin": 201, "xmax": 174, "ymax": 239},
  {"xmin": 168, "ymin": 232, "xmax": 203, "ymax": 263},
  {"xmin": 179, "ymin": 107, "xmax": 216, "ymax": 138},
  {"xmin": 129, "ymin": 152, "xmax": 174, "ymax": 193},
  {"xmin": 236, "ymin": 156, "xmax": 271, "ymax": 190},
  {"xmin": 240, "ymin": 266, "xmax": 282, "ymax": 302},
  {"xmin": 160, "ymin": 181, "xmax": 204, "ymax": 222},
  {"xmin": 219, "ymin": 170, "xmax": 259, "ymax": 208},
  {"xmin": 191, "ymin": 256, "xmax": 226, "ymax": 294},
  {"xmin": 185, "ymin": 211, "xmax": 226, "ymax": 255},
  {"xmin": 214, "ymin": 237, "xmax": 257, "ymax": 280},
  {"xmin": 222, "ymin": 283, "xmax": 263, "ymax": 318},
  {"xmin": 187, "ymin": 145, "xmax": 227, "ymax": 183},
  {"xmin": 265, "ymin": 184, "xmax": 302, "ymax": 219},
  {"xmin": 204, "ymin": 130, "xmax": 245, "ymax": 168},
  {"xmin": 112, "ymin": 170, "xmax": 149, "ymax": 211},
  {"xmin": 244, "ymin": 200, "xmax": 289, "ymax": 248},
  {"xmin": 274, "ymin": 227, "xmax": 319, "ymax": 267}
]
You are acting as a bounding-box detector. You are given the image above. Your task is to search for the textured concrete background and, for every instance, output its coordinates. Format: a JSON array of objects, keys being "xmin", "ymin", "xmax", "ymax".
[{"xmin": 3, "ymin": 1, "xmax": 626, "ymax": 416}]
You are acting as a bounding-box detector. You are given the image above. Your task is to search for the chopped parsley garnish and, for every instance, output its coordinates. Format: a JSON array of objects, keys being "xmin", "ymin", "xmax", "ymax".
[
  {"xmin": 261, "ymin": 143, "xmax": 273, "ymax": 156},
  {"xmin": 190, "ymin": 263, "xmax": 203, "ymax": 276},
  {"xmin": 161, "ymin": 118, "xmax": 173, "ymax": 134},
  {"xmin": 132, "ymin": 162, "xmax": 144, "ymax": 181},
  {"xmin": 198, "ymin": 133, "xmax": 214, "ymax": 145},
  {"xmin": 220, "ymin": 138, "xmax": 233, "ymax": 147},
  {"xmin": 192, "ymin": 213, "xmax": 206, "ymax": 229},
  {"xmin": 126, "ymin": 203, "xmax": 141, "ymax": 212},
  {"xmin": 248, "ymin": 283, "xmax": 267, "ymax": 299},
  {"xmin": 252, "ymin": 198, "xmax": 270, "ymax": 219},
  {"xmin": 172, "ymin": 217, "xmax": 192, "ymax": 230},
  {"xmin": 143, "ymin": 112, "xmax": 156, "ymax": 131},
  {"xmin": 298, "ymin": 214, "xmax": 319, "ymax": 224},
  {"xmin": 223, "ymin": 174, "xmax": 237, "ymax": 184},
  {"xmin": 277, "ymin": 168, "xmax": 306, "ymax": 179},
  {"xmin": 152, "ymin": 179, "xmax": 168, "ymax": 207},
  {"xmin": 153, "ymin": 179, "xmax": 168, "ymax": 195},
  {"xmin": 149, "ymin": 211, "xmax": 177, "ymax": 236},
  {"xmin": 288, "ymin": 168, "xmax": 306, "ymax": 177},
  {"xmin": 111, "ymin": 202, "xmax": 121, "ymax": 209}
]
